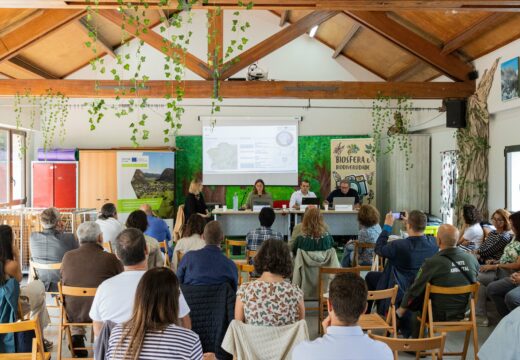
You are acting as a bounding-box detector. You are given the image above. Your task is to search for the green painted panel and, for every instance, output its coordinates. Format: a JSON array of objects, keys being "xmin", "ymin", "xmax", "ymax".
[{"xmin": 175, "ymin": 135, "xmax": 369, "ymax": 207}]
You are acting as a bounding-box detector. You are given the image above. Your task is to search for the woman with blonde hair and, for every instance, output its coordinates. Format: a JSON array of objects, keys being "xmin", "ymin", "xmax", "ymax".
[
  {"xmin": 292, "ymin": 207, "xmax": 333, "ymax": 255},
  {"xmin": 184, "ymin": 179, "xmax": 209, "ymax": 221},
  {"xmin": 106, "ymin": 267, "xmax": 203, "ymax": 359}
]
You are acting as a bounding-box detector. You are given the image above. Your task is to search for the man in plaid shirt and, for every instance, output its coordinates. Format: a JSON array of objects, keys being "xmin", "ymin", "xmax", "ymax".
[{"xmin": 246, "ymin": 207, "xmax": 284, "ymax": 251}]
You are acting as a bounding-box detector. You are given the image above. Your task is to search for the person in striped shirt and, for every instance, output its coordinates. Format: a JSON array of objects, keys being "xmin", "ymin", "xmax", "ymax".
[{"xmin": 106, "ymin": 267, "xmax": 203, "ymax": 360}]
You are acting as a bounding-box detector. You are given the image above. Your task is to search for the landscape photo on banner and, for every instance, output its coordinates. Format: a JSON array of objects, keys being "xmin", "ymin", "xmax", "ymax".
[
  {"xmin": 117, "ymin": 151, "xmax": 175, "ymax": 218},
  {"xmin": 330, "ymin": 138, "xmax": 376, "ymax": 205}
]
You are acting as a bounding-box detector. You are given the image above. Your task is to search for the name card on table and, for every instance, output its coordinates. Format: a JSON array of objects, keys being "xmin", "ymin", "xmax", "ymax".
[{"xmin": 334, "ymin": 205, "xmax": 353, "ymax": 211}]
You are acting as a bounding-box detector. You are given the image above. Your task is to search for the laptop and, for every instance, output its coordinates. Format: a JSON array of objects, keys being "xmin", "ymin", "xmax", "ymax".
[
  {"xmin": 333, "ymin": 197, "xmax": 355, "ymax": 210},
  {"xmin": 302, "ymin": 197, "xmax": 320, "ymax": 205},
  {"xmin": 252, "ymin": 200, "xmax": 272, "ymax": 212}
]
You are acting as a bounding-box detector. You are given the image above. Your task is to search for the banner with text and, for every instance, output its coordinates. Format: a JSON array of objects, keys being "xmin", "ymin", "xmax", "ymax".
[
  {"xmin": 330, "ymin": 138, "xmax": 376, "ymax": 206},
  {"xmin": 117, "ymin": 151, "xmax": 175, "ymax": 218}
]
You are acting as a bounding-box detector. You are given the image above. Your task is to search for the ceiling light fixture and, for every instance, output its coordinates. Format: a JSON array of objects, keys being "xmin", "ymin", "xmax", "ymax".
[{"xmin": 309, "ymin": 25, "xmax": 319, "ymax": 38}]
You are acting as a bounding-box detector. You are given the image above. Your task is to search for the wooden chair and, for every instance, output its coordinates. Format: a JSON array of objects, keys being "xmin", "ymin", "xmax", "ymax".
[
  {"xmin": 57, "ymin": 283, "xmax": 97, "ymax": 360},
  {"xmin": 225, "ymin": 239, "xmax": 247, "ymax": 258},
  {"xmin": 29, "ymin": 261, "xmax": 62, "ymax": 325},
  {"xmin": 159, "ymin": 240, "xmax": 171, "ymax": 267},
  {"xmin": 0, "ymin": 315, "xmax": 50, "ymax": 360},
  {"xmin": 369, "ymin": 333, "xmax": 446, "ymax": 360},
  {"xmin": 176, "ymin": 250, "xmax": 184, "ymax": 267},
  {"xmin": 352, "ymin": 241, "xmax": 376, "ymax": 271},
  {"xmin": 237, "ymin": 263, "xmax": 257, "ymax": 285},
  {"xmin": 318, "ymin": 267, "xmax": 360, "ymax": 334},
  {"xmin": 101, "ymin": 242, "xmax": 112, "ymax": 253},
  {"xmin": 359, "ymin": 285, "xmax": 398, "ymax": 337},
  {"xmin": 418, "ymin": 283, "xmax": 479, "ymax": 360},
  {"xmin": 245, "ymin": 249, "xmax": 257, "ymax": 263}
]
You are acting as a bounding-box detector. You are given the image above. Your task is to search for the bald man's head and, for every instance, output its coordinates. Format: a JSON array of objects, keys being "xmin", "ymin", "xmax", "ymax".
[
  {"xmin": 139, "ymin": 204, "xmax": 152, "ymax": 215},
  {"xmin": 437, "ymin": 224, "xmax": 459, "ymax": 248}
]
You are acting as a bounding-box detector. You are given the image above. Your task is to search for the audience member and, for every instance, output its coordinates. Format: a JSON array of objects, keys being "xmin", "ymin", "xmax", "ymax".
[
  {"xmin": 60, "ymin": 222, "xmax": 123, "ymax": 356},
  {"xmin": 89, "ymin": 228, "xmax": 191, "ymax": 337},
  {"xmin": 235, "ymin": 239, "xmax": 304, "ymax": 326},
  {"xmin": 95, "ymin": 203, "xmax": 123, "ymax": 246},
  {"xmin": 342, "ymin": 204, "xmax": 381, "ymax": 267},
  {"xmin": 125, "ymin": 210, "xmax": 163, "ymax": 269},
  {"xmin": 292, "ymin": 207, "xmax": 333, "ymax": 255},
  {"xmin": 478, "ymin": 306, "xmax": 520, "ymax": 360},
  {"xmin": 292, "ymin": 273, "xmax": 392, "ymax": 359},
  {"xmin": 246, "ymin": 207, "xmax": 283, "ymax": 251},
  {"xmin": 476, "ymin": 211, "xmax": 520, "ymax": 326},
  {"xmin": 106, "ymin": 267, "xmax": 203, "ymax": 359},
  {"xmin": 29, "ymin": 207, "xmax": 78, "ymax": 291},
  {"xmin": 245, "ymin": 179, "xmax": 273, "ymax": 210},
  {"xmin": 365, "ymin": 210, "xmax": 438, "ymax": 324},
  {"xmin": 172, "ymin": 214, "xmax": 206, "ymax": 270},
  {"xmin": 323, "ymin": 179, "xmax": 360, "ymax": 209},
  {"xmin": 458, "ymin": 204, "xmax": 484, "ymax": 250},
  {"xmin": 397, "ymin": 224, "xmax": 479, "ymax": 335},
  {"xmin": 476, "ymin": 209, "xmax": 513, "ymax": 264},
  {"xmin": 183, "ymin": 179, "xmax": 210, "ymax": 221},
  {"xmin": 485, "ymin": 211, "xmax": 520, "ymax": 319},
  {"xmin": 177, "ymin": 221, "xmax": 238, "ymax": 291},
  {"xmin": 289, "ymin": 180, "xmax": 316, "ymax": 209},
  {"xmin": 140, "ymin": 204, "xmax": 172, "ymax": 257},
  {"xmin": 1, "ymin": 225, "xmax": 51, "ymax": 350}
]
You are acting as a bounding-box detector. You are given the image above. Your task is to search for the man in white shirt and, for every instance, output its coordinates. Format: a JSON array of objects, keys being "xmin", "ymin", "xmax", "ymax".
[
  {"xmin": 89, "ymin": 228, "xmax": 191, "ymax": 337},
  {"xmin": 289, "ymin": 180, "xmax": 317, "ymax": 209},
  {"xmin": 292, "ymin": 272, "xmax": 392, "ymax": 360}
]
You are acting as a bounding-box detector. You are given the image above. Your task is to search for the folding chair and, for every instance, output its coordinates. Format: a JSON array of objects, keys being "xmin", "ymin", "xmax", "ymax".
[
  {"xmin": 359, "ymin": 285, "xmax": 398, "ymax": 337},
  {"xmin": 245, "ymin": 249, "xmax": 257, "ymax": 264},
  {"xmin": 176, "ymin": 250, "xmax": 184, "ymax": 267},
  {"xmin": 352, "ymin": 241, "xmax": 376, "ymax": 271},
  {"xmin": 57, "ymin": 283, "xmax": 97, "ymax": 360},
  {"xmin": 101, "ymin": 242, "xmax": 112, "ymax": 253},
  {"xmin": 418, "ymin": 282, "xmax": 479, "ymax": 360},
  {"xmin": 318, "ymin": 267, "xmax": 360, "ymax": 334},
  {"xmin": 0, "ymin": 315, "xmax": 50, "ymax": 360},
  {"xmin": 159, "ymin": 240, "xmax": 171, "ymax": 267},
  {"xmin": 29, "ymin": 260, "xmax": 62, "ymax": 326},
  {"xmin": 369, "ymin": 333, "xmax": 446, "ymax": 360},
  {"xmin": 225, "ymin": 239, "xmax": 246, "ymax": 258}
]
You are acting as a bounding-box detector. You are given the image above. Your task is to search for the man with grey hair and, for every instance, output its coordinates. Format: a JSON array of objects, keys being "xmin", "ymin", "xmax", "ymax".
[
  {"xmin": 60, "ymin": 221, "xmax": 123, "ymax": 357},
  {"xmin": 29, "ymin": 207, "xmax": 78, "ymax": 291}
]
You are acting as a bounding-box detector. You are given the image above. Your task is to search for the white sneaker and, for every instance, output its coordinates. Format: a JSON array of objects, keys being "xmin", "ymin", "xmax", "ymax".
[{"xmin": 476, "ymin": 316, "xmax": 489, "ymax": 327}]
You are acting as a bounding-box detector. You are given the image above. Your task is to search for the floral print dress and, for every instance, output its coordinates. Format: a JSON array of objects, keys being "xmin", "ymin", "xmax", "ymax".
[{"xmin": 237, "ymin": 280, "xmax": 303, "ymax": 326}]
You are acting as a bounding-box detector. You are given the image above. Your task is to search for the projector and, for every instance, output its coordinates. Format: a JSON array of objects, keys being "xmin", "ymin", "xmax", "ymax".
[{"xmin": 247, "ymin": 63, "xmax": 268, "ymax": 81}]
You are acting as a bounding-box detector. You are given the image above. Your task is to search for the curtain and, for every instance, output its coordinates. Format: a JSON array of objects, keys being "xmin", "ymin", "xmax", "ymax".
[{"xmin": 440, "ymin": 150, "xmax": 458, "ymax": 221}]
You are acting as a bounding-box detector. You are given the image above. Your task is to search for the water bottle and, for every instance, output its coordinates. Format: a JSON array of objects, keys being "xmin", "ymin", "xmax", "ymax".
[{"xmin": 233, "ymin": 192, "xmax": 239, "ymax": 211}]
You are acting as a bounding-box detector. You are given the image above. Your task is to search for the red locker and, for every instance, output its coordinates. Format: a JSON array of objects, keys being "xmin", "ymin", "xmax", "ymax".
[{"xmin": 32, "ymin": 162, "xmax": 77, "ymax": 208}]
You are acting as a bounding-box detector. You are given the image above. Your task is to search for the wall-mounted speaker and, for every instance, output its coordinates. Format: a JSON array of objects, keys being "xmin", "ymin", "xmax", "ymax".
[{"xmin": 445, "ymin": 99, "xmax": 467, "ymax": 128}]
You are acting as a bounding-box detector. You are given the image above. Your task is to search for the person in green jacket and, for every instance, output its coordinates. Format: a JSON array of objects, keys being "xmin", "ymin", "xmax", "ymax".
[{"xmin": 397, "ymin": 224, "xmax": 480, "ymax": 330}]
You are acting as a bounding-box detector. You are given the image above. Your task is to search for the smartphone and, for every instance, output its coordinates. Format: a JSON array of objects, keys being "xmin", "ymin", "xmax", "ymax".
[{"xmin": 392, "ymin": 212, "xmax": 401, "ymax": 220}]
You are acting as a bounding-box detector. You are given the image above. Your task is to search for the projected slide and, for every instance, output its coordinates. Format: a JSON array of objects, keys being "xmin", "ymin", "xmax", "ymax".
[{"xmin": 201, "ymin": 117, "xmax": 299, "ymax": 185}]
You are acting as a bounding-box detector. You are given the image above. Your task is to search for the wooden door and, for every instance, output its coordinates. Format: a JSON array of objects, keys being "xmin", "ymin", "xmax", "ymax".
[{"xmin": 79, "ymin": 150, "xmax": 117, "ymax": 209}]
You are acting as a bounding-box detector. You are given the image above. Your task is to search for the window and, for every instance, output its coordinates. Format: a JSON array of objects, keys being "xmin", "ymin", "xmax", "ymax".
[
  {"xmin": 0, "ymin": 128, "xmax": 26, "ymax": 207},
  {"xmin": 506, "ymin": 145, "xmax": 520, "ymax": 212}
]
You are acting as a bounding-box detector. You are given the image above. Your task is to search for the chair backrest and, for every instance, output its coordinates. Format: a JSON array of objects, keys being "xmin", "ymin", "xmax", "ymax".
[
  {"xmin": 102, "ymin": 242, "xmax": 112, "ymax": 253},
  {"xmin": 293, "ymin": 249, "xmax": 340, "ymax": 300},
  {"xmin": 369, "ymin": 333, "xmax": 446, "ymax": 360},
  {"xmin": 368, "ymin": 285, "xmax": 399, "ymax": 304},
  {"xmin": 177, "ymin": 250, "xmax": 184, "ymax": 266},
  {"xmin": 173, "ymin": 205, "xmax": 185, "ymax": 242},
  {"xmin": 421, "ymin": 282, "xmax": 479, "ymax": 318},
  {"xmin": 353, "ymin": 240, "xmax": 376, "ymax": 266},
  {"xmin": 159, "ymin": 240, "xmax": 170, "ymax": 267},
  {"xmin": 225, "ymin": 239, "xmax": 246, "ymax": 258},
  {"xmin": 0, "ymin": 316, "xmax": 46, "ymax": 358},
  {"xmin": 246, "ymin": 249, "xmax": 257, "ymax": 263},
  {"xmin": 30, "ymin": 260, "xmax": 62, "ymax": 281}
]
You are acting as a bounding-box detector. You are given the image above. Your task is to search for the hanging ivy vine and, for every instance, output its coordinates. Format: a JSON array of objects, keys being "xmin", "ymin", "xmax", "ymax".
[{"xmin": 371, "ymin": 94, "xmax": 414, "ymax": 170}]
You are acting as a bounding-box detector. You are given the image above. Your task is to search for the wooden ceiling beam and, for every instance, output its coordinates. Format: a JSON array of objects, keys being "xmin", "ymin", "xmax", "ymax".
[
  {"xmin": 0, "ymin": 79, "xmax": 475, "ymax": 99},
  {"xmin": 98, "ymin": 9, "xmax": 212, "ymax": 80},
  {"xmin": 5, "ymin": 1, "xmax": 520, "ymax": 11},
  {"xmin": 0, "ymin": 9, "xmax": 86, "ymax": 63},
  {"xmin": 441, "ymin": 13, "xmax": 512, "ymax": 55},
  {"xmin": 208, "ymin": 9, "xmax": 224, "ymax": 66},
  {"xmin": 76, "ymin": 18, "xmax": 115, "ymax": 58},
  {"xmin": 279, "ymin": 10, "xmax": 290, "ymax": 26},
  {"xmin": 0, "ymin": 10, "xmax": 45, "ymax": 37},
  {"xmin": 344, "ymin": 11, "xmax": 474, "ymax": 81},
  {"xmin": 7, "ymin": 57, "xmax": 58, "ymax": 79},
  {"xmin": 332, "ymin": 24, "xmax": 361, "ymax": 59},
  {"xmin": 220, "ymin": 10, "xmax": 339, "ymax": 80}
]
